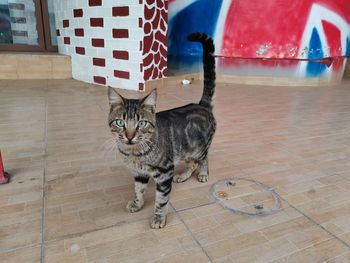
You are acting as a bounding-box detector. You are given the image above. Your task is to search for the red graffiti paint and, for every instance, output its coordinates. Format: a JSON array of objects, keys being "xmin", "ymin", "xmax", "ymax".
[
  {"xmin": 221, "ymin": 0, "xmax": 350, "ymax": 59},
  {"xmin": 0, "ymin": 151, "xmax": 10, "ymax": 184}
]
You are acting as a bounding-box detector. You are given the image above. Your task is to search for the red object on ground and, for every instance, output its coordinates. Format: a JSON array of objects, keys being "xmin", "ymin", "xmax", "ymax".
[{"xmin": 0, "ymin": 151, "xmax": 10, "ymax": 184}]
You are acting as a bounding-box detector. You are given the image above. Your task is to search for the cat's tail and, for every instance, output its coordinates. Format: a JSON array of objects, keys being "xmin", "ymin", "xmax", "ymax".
[{"xmin": 187, "ymin": 32, "xmax": 216, "ymax": 109}]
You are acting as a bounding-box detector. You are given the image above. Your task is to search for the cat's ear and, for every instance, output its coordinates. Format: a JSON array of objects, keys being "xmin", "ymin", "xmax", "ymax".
[
  {"xmin": 108, "ymin": 87, "xmax": 124, "ymax": 106},
  {"xmin": 140, "ymin": 89, "xmax": 157, "ymax": 113}
]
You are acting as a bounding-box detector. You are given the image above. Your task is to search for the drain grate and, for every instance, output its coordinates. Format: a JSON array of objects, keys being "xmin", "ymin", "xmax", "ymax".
[{"xmin": 209, "ymin": 178, "xmax": 282, "ymax": 216}]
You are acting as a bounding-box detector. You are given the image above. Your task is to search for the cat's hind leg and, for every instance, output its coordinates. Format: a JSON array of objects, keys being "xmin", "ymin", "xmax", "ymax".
[
  {"xmin": 126, "ymin": 175, "xmax": 149, "ymax": 213},
  {"xmin": 197, "ymin": 157, "xmax": 209, "ymax": 183},
  {"xmin": 173, "ymin": 160, "xmax": 198, "ymax": 183}
]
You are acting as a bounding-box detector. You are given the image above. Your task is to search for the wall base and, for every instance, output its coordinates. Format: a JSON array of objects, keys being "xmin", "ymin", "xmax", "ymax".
[
  {"xmin": 146, "ymin": 73, "xmax": 345, "ymax": 91},
  {"xmin": 214, "ymin": 75, "xmax": 343, "ymax": 86},
  {"xmin": 0, "ymin": 53, "xmax": 72, "ymax": 79},
  {"xmin": 344, "ymin": 60, "xmax": 350, "ymax": 79}
]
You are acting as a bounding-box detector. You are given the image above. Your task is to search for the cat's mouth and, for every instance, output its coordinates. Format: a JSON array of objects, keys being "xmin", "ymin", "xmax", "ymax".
[
  {"xmin": 115, "ymin": 138, "xmax": 137, "ymax": 146},
  {"xmin": 119, "ymin": 139, "xmax": 138, "ymax": 146}
]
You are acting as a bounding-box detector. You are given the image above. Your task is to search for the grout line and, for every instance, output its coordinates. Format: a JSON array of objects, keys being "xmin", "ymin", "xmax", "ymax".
[
  {"xmin": 174, "ymin": 201, "xmax": 215, "ymax": 213},
  {"xmin": 170, "ymin": 202, "xmax": 214, "ymax": 263},
  {"xmin": 40, "ymin": 80, "xmax": 49, "ymax": 263},
  {"xmin": 280, "ymin": 196, "xmax": 350, "ymax": 250}
]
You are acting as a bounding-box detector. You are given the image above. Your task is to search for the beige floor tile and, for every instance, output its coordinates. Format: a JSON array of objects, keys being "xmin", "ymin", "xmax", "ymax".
[
  {"xmin": 0, "ymin": 246, "xmax": 41, "ymax": 263},
  {"xmin": 343, "ymin": 252, "xmax": 350, "ymax": 261},
  {"xmin": 285, "ymin": 225, "xmax": 333, "ymax": 249},
  {"xmin": 0, "ymin": 169, "xmax": 43, "ymax": 252},
  {"xmin": 205, "ymin": 231, "xmax": 269, "ymax": 261},
  {"xmin": 270, "ymin": 246, "xmax": 328, "ymax": 263},
  {"xmin": 1, "ymin": 79, "xmax": 350, "ymax": 262},
  {"xmin": 226, "ymin": 237, "xmax": 298, "ymax": 263},
  {"xmin": 260, "ymin": 216, "xmax": 314, "ymax": 240},
  {"xmin": 178, "ymin": 202, "xmax": 341, "ymax": 261},
  {"xmin": 270, "ymin": 239, "xmax": 350, "ymax": 263},
  {"xmin": 315, "ymin": 238, "xmax": 350, "ymax": 260},
  {"xmin": 326, "ymin": 256, "xmax": 350, "ymax": 263},
  {"xmin": 45, "ymin": 217, "xmax": 208, "ymax": 263},
  {"xmin": 153, "ymin": 249, "xmax": 210, "ymax": 263}
]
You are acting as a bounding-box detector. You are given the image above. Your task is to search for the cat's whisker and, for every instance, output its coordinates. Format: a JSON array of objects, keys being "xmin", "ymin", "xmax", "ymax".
[
  {"xmin": 100, "ymin": 137, "xmax": 119, "ymax": 157},
  {"xmin": 98, "ymin": 138, "xmax": 115, "ymax": 157},
  {"xmin": 105, "ymin": 146, "xmax": 118, "ymax": 158},
  {"xmin": 100, "ymin": 137, "xmax": 115, "ymax": 149}
]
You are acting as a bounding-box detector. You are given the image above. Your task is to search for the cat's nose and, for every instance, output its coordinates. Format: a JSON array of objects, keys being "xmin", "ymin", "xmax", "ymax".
[{"xmin": 125, "ymin": 129, "xmax": 136, "ymax": 142}]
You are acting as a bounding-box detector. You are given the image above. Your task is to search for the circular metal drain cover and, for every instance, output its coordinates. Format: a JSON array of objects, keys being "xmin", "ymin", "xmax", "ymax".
[{"xmin": 209, "ymin": 178, "xmax": 282, "ymax": 216}]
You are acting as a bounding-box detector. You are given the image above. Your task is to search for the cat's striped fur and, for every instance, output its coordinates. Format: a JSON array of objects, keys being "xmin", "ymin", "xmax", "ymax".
[{"xmin": 108, "ymin": 33, "xmax": 216, "ymax": 228}]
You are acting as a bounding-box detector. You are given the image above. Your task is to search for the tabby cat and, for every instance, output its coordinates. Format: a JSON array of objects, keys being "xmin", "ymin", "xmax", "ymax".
[{"xmin": 108, "ymin": 33, "xmax": 216, "ymax": 228}]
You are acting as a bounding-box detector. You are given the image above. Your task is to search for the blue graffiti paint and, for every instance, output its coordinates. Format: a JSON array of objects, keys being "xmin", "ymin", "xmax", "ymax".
[
  {"xmin": 346, "ymin": 37, "xmax": 350, "ymax": 57},
  {"xmin": 168, "ymin": 0, "xmax": 223, "ymax": 58},
  {"xmin": 306, "ymin": 28, "xmax": 326, "ymax": 77}
]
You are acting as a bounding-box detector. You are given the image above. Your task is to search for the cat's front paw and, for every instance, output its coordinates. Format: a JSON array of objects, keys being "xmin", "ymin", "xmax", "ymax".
[
  {"xmin": 197, "ymin": 173, "xmax": 209, "ymax": 183},
  {"xmin": 126, "ymin": 200, "xmax": 144, "ymax": 213},
  {"xmin": 150, "ymin": 215, "xmax": 166, "ymax": 229}
]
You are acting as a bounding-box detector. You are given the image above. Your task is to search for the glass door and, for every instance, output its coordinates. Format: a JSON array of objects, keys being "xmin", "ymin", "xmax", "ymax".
[{"xmin": 0, "ymin": 0, "xmax": 57, "ymax": 51}]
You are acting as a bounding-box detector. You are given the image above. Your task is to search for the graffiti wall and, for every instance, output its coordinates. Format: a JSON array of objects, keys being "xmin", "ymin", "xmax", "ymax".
[{"xmin": 168, "ymin": 0, "xmax": 350, "ymax": 82}]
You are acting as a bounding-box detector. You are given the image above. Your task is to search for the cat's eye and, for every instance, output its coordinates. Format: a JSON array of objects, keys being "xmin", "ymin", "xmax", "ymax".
[
  {"xmin": 137, "ymin": 120, "xmax": 147, "ymax": 128},
  {"xmin": 113, "ymin": 119, "xmax": 125, "ymax": 127}
]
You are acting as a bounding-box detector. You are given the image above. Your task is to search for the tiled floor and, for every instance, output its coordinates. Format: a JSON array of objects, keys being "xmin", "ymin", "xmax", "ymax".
[{"xmin": 1, "ymin": 79, "xmax": 350, "ymax": 263}]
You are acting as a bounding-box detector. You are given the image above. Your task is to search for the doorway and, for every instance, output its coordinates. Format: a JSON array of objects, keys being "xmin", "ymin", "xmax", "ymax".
[{"xmin": 0, "ymin": 0, "xmax": 57, "ymax": 52}]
